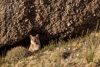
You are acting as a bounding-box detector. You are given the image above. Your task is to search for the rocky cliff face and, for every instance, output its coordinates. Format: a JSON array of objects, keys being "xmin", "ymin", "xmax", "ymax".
[
  {"xmin": 31, "ymin": 0, "xmax": 100, "ymax": 40},
  {"xmin": 0, "ymin": 0, "xmax": 33, "ymax": 46},
  {"xmin": 0, "ymin": 0, "xmax": 100, "ymax": 47}
]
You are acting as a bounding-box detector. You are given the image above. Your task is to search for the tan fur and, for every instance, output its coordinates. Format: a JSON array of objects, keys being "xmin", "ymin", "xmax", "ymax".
[{"xmin": 28, "ymin": 34, "xmax": 41, "ymax": 52}]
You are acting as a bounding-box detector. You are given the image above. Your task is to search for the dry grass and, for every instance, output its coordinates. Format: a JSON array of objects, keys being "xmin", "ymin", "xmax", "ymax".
[
  {"xmin": 5, "ymin": 46, "xmax": 29, "ymax": 64},
  {"xmin": 1, "ymin": 30, "xmax": 100, "ymax": 67}
]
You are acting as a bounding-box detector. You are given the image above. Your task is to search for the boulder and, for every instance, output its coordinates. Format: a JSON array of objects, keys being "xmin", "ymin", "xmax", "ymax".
[
  {"xmin": 0, "ymin": 0, "xmax": 100, "ymax": 47},
  {"xmin": 31, "ymin": 0, "xmax": 100, "ymax": 40},
  {"xmin": 0, "ymin": 0, "xmax": 33, "ymax": 47}
]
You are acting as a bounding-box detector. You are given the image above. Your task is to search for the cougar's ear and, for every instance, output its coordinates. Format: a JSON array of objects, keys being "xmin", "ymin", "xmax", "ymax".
[
  {"xmin": 36, "ymin": 34, "xmax": 39, "ymax": 38},
  {"xmin": 30, "ymin": 35, "xmax": 33, "ymax": 38}
]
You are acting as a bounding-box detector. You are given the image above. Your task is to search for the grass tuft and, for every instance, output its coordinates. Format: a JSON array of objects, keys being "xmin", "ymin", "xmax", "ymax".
[{"xmin": 5, "ymin": 46, "xmax": 29, "ymax": 63}]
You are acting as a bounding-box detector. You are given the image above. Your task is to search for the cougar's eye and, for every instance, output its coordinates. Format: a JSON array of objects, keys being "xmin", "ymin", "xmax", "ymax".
[
  {"xmin": 35, "ymin": 39, "xmax": 37, "ymax": 42},
  {"xmin": 35, "ymin": 39, "xmax": 39, "ymax": 44}
]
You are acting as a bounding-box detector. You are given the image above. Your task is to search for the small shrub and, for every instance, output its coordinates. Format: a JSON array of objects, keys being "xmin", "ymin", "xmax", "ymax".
[{"xmin": 5, "ymin": 46, "xmax": 29, "ymax": 63}]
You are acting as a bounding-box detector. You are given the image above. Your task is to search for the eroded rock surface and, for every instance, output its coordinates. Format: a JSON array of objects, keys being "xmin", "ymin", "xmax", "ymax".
[
  {"xmin": 0, "ymin": 0, "xmax": 33, "ymax": 46},
  {"xmin": 0, "ymin": 0, "xmax": 100, "ymax": 47},
  {"xmin": 31, "ymin": 0, "xmax": 100, "ymax": 40}
]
